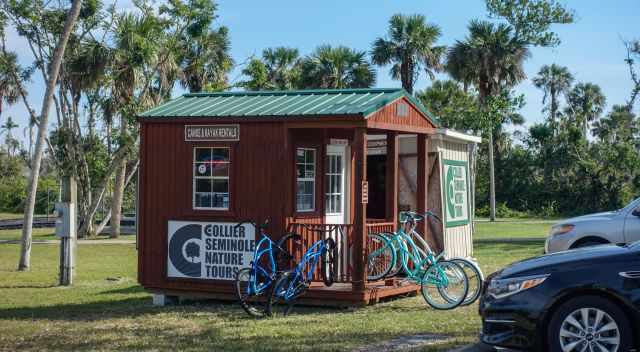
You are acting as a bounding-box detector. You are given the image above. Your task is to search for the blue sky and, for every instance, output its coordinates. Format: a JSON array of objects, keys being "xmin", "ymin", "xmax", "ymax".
[{"xmin": 4, "ymin": 0, "xmax": 639, "ymax": 142}]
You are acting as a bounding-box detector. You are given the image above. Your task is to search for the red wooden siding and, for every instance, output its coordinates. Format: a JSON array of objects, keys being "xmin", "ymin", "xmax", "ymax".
[
  {"xmin": 138, "ymin": 121, "xmax": 292, "ymax": 292},
  {"xmin": 366, "ymin": 97, "xmax": 437, "ymax": 133}
]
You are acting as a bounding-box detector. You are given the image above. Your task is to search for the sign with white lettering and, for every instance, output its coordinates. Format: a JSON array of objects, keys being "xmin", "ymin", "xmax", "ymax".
[
  {"xmin": 362, "ymin": 181, "xmax": 369, "ymax": 204},
  {"xmin": 443, "ymin": 160, "xmax": 469, "ymax": 227},
  {"xmin": 167, "ymin": 221, "xmax": 255, "ymax": 280},
  {"xmin": 185, "ymin": 125, "xmax": 239, "ymax": 141}
]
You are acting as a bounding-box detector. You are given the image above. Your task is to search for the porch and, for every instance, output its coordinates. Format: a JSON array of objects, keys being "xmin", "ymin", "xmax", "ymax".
[{"xmin": 285, "ymin": 221, "xmax": 421, "ymax": 306}]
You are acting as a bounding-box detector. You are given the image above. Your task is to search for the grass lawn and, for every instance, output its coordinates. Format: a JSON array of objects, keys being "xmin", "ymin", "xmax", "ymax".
[
  {"xmin": 0, "ymin": 228, "xmax": 136, "ymax": 242},
  {"xmin": 0, "ymin": 221, "xmax": 545, "ymax": 351},
  {"xmin": 474, "ymin": 218, "xmax": 556, "ymax": 240},
  {"xmin": 0, "ymin": 228, "xmax": 57, "ymax": 241},
  {"xmin": 0, "ymin": 212, "xmax": 51, "ymax": 220}
]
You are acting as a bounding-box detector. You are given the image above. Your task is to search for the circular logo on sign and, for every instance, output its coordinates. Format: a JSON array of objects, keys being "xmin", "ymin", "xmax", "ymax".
[
  {"xmin": 198, "ymin": 164, "xmax": 207, "ymax": 174},
  {"xmin": 169, "ymin": 224, "xmax": 202, "ymax": 277},
  {"xmin": 446, "ymin": 167, "xmax": 456, "ymax": 219}
]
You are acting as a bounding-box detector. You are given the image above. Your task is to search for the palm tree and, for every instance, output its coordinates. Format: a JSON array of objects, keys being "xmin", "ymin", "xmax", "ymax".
[
  {"xmin": 180, "ymin": 27, "xmax": 233, "ymax": 92},
  {"xmin": 240, "ymin": 47, "xmax": 300, "ymax": 90},
  {"xmin": 241, "ymin": 59, "xmax": 272, "ymax": 90},
  {"xmin": 0, "ymin": 116, "xmax": 18, "ymax": 156},
  {"xmin": 298, "ymin": 45, "xmax": 376, "ymax": 89},
  {"xmin": 0, "ymin": 51, "xmax": 21, "ymax": 123},
  {"xmin": 371, "ymin": 14, "xmax": 445, "ymax": 94},
  {"xmin": 532, "ymin": 64, "xmax": 573, "ymax": 128},
  {"xmin": 592, "ymin": 105, "xmax": 637, "ymax": 144},
  {"xmin": 446, "ymin": 20, "xmax": 530, "ymax": 221},
  {"xmin": 565, "ymin": 82, "xmax": 606, "ymax": 137},
  {"xmin": 262, "ymin": 47, "xmax": 300, "ymax": 89},
  {"xmin": 109, "ymin": 13, "xmax": 161, "ymax": 239}
]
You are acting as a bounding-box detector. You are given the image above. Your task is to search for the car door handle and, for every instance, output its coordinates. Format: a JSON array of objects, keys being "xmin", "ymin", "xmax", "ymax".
[{"xmin": 619, "ymin": 271, "xmax": 640, "ymax": 279}]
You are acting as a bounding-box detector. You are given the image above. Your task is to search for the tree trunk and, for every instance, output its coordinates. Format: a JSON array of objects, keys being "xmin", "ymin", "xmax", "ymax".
[
  {"xmin": 110, "ymin": 115, "xmax": 127, "ymax": 238},
  {"xmin": 18, "ymin": 0, "xmax": 83, "ymax": 271},
  {"xmin": 550, "ymin": 88, "xmax": 557, "ymax": 129},
  {"xmin": 488, "ymin": 129, "xmax": 497, "ymax": 222},
  {"xmin": 97, "ymin": 160, "xmax": 138, "ymax": 235},
  {"xmin": 401, "ymin": 61, "xmax": 412, "ymax": 94}
]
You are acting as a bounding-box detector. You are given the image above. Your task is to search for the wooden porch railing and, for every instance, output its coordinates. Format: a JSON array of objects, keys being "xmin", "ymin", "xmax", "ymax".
[
  {"xmin": 284, "ymin": 221, "xmax": 399, "ymax": 285},
  {"xmin": 286, "ymin": 222, "xmax": 354, "ymax": 283},
  {"xmin": 365, "ymin": 221, "xmax": 395, "ymax": 235}
]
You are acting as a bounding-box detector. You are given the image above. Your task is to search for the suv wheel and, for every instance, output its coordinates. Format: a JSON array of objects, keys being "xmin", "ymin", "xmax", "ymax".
[{"xmin": 548, "ymin": 296, "xmax": 631, "ymax": 352}]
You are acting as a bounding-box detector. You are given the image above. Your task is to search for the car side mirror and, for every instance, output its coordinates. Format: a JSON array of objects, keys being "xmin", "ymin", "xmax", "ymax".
[{"xmin": 633, "ymin": 208, "xmax": 640, "ymax": 217}]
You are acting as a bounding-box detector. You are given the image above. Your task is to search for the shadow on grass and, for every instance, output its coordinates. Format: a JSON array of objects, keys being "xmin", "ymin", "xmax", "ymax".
[
  {"xmin": 5, "ymin": 319, "xmax": 423, "ymax": 352},
  {"xmin": 100, "ymin": 285, "xmax": 146, "ymax": 295},
  {"xmin": 0, "ymin": 291, "xmax": 345, "ymax": 322},
  {"xmin": 0, "ymin": 284, "xmax": 57, "ymax": 289}
]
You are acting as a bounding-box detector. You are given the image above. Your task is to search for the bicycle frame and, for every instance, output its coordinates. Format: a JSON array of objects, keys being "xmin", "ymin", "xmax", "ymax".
[
  {"xmin": 370, "ymin": 213, "xmax": 449, "ymax": 286},
  {"xmin": 246, "ymin": 235, "xmax": 279, "ymax": 296},
  {"xmin": 280, "ymin": 239, "xmax": 327, "ymax": 301}
]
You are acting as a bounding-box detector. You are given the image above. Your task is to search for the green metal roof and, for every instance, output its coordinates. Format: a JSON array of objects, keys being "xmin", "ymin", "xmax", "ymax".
[{"xmin": 140, "ymin": 88, "xmax": 439, "ymax": 124}]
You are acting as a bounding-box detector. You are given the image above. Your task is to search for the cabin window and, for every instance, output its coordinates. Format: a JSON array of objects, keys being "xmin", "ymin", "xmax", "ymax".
[
  {"xmin": 193, "ymin": 147, "xmax": 230, "ymax": 210},
  {"xmin": 296, "ymin": 148, "xmax": 316, "ymax": 212}
]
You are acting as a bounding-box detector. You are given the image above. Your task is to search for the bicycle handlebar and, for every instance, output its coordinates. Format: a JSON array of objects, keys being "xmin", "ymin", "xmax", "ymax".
[
  {"xmin": 234, "ymin": 218, "xmax": 270, "ymax": 231},
  {"xmin": 297, "ymin": 223, "xmax": 338, "ymax": 233},
  {"xmin": 399, "ymin": 211, "xmax": 441, "ymax": 224}
]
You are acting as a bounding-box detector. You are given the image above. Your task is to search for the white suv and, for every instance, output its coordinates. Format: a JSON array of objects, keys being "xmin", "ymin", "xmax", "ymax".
[{"xmin": 545, "ymin": 197, "xmax": 640, "ymax": 253}]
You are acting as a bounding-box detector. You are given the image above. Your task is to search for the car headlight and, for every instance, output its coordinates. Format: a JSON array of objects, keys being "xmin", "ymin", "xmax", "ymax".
[
  {"xmin": 488, "ymin": 274, "xmax": 549, "ymax": 299},
  {"xmin": 549, "ymin": 224, "xmax": 574, "ymax": 236}
]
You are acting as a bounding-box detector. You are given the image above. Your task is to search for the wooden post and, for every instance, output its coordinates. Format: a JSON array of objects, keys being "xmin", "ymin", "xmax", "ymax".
[
  {"xmin": 417, "ymin": 135, "xmax": 429, "ymax": 241},
  {"xmin": 352, "ymin": 128, "xmax": 367, "ymax": 292},
  {"xmin": 58, "ymin": 176, "xmax": 77, "ymax": 286},
  {"xmin": 385, "ymin": 132, "xmax": 399, "ymax": 225}
]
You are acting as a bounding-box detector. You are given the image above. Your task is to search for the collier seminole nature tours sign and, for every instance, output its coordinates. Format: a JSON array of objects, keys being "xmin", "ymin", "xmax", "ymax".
[
  {"xmin": 185, "ymin": 125, "xmax": 240, "ymax": 141},
  {"xmin": 443, "ymin": 159, "xmax": 470, "ymax": 227},
  {"xmin": 167, "ymin": 221, "xmax": 255, "ymax": 280}
]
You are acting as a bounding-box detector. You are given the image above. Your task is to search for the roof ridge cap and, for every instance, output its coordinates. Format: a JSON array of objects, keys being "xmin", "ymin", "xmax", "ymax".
[{"xmin": 183, "ymin": 88, "xmax": 403, "ymax": 98}]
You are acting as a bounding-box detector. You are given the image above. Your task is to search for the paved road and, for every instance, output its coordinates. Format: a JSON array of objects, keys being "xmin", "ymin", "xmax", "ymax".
[
  {"xmin": 448, "ymin": 343, "xmax": 496, "ymax": 352},
  {"xmin": 0, "ymin": 239, "xmax": 135, "ymax": 245},
  {"xmin": 0, "ymin": 217, "xmax": 55, "ymax": 230}
]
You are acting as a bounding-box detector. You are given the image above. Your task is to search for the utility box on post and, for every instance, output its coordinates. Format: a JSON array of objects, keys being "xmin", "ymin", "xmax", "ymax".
[{"xmin": 55, "ymin": 202, "xmax": 75, "ymax": 238}]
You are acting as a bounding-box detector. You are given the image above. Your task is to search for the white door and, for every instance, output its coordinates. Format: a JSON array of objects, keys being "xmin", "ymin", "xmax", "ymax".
[{"xmin": 325, "ymin": 145, "xmax": 349, "ymax": 224}]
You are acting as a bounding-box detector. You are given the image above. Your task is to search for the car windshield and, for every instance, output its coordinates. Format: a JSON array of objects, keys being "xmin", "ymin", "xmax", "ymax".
[{"xmin": 619, "ymin": 197, "xmax": 640, "ymax": 212}]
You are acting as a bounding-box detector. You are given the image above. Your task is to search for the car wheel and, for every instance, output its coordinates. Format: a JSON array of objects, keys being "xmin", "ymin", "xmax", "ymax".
[{"xmin": 548, "ymin": 295, "xmax": 632, "ymax": 352}]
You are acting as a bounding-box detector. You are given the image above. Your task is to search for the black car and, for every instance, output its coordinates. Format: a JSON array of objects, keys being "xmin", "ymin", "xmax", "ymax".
[{"xmin": 480, "ymin": 243, "xmax": 640, "ymax": 351}]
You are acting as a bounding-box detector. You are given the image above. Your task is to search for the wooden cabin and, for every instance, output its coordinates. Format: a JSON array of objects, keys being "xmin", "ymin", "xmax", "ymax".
[{"xmin": 137, "ymin": 88, "xmax": 479, "ymax": 306}]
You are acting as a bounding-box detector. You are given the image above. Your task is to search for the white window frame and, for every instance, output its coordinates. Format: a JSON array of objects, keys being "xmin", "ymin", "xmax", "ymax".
[
  {"xmin": 296, "ymin": 147, "xmax": 316, "ymax": 212},
  {"xmin": 325, "ymin": 153, "xmax": 344, "ymax": 215},
  {"xmin": 193, "ymin": 147, "xmax": 230, "ymax": 210}
]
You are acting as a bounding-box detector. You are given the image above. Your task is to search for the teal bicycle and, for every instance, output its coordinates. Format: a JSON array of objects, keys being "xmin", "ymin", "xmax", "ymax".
[{"xmin": 367, "ymin": 211, "xmax": 469, "ymax": 310}]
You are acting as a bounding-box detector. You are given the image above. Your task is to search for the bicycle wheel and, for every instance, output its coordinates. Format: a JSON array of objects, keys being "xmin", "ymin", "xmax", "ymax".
[
  {"xmin": 367, "ymin": 233, "xmax": 395, "ymax": 281},
  {"xmin": 450, "ymin": 258, "xmax": 483, "ymax": 306},
  {"xmin": 266, "ymin": 271, "xmax": 305, "ymax": 317},
  {"xmin": 235, "ymin": 268, "xmax": 268, "ymax": 318},
  {"xmin": 274, "ymin": 232, "xmax": 302, "ymax": 269},
  {"xmin": 420, "ymin": 260, "xmax": 468, "ymax": 310},
  {"xmin": 321, "ymin": 238, "xmax": 337, "ymax": 286},
  {"xmin": 380, "ymin": 233, "xmax": 404, "ymax": 278}
]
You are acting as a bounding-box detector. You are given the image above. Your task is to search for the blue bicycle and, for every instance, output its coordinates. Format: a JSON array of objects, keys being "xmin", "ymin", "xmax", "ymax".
[
  {"xmin": 234, "ymin": 219, "xmax": 301, "ymax": 318},
  {"xmin": 266, "ymin": 225, "xmax": 338, "ymax": 316}
]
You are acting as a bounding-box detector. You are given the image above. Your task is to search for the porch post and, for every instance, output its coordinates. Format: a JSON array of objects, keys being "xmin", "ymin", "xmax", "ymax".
[
  {"xmin": 385, "ymin": 132, "xmax": 399, "ymax": 225},
  {"xmin": 352, "ymin": 127, "xmax": 367, "ymax": 292},
  {"xmin": 417, "ymin": 134, "xmax": 429, "ymax": 240}
]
